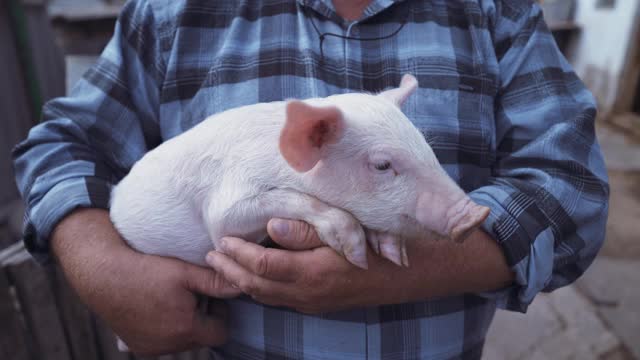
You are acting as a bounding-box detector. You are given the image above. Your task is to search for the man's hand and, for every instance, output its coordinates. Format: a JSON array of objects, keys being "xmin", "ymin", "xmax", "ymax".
[
  {"xmin": 206, "ymin": 218, "xmax": 514, "ymax": 314},
  {"xmin": 52, "ymin": 209, "xmax": 241, "ymax": 356},
  {"xmin": 206, "ymin": 230, "xmax": 372, "ymax": 314}
]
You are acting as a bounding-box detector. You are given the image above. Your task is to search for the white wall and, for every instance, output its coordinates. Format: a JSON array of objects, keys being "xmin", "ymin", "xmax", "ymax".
[{"xmin": 567, "ymin": 0, "xmax": 640, "ymax": 113}]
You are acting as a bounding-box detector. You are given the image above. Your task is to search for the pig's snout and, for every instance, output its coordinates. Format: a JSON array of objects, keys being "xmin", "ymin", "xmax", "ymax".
[{"xmin": 416, "ymin": 193, "xmax": 490, "ymax": 242}]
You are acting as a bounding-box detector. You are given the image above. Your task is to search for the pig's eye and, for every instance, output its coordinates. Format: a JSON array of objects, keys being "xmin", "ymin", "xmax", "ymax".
[{"xmin": 374, "ymin": 161, "xmax": 392, "ymax": 171}]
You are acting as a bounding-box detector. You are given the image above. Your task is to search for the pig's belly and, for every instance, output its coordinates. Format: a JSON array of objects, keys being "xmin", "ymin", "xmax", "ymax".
[
  {"xmin": 115, "ymin": 218, "xmax": 214, "ymax": 266},
  {"xmin": 110, "ymin": 185, "xmax": 272, "ymax": 266},
  {"xmin": 112, "ymin": 209, "xmax": 270, "ymax": 267},
  {"xmin": 110, "ymin": 198, "xmax": 214, "ymax": 266}
]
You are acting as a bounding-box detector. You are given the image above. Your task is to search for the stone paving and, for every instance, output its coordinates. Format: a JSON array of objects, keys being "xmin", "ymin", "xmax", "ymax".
[{"xmin": 484, "ymin": 121, "xmax": 640, "ymax": 360}]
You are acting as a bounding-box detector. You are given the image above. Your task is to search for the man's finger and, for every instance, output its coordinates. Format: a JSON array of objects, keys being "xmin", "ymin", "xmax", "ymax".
[
  {"xmin": 267, "ymin": 218, "xmax": 323, "ymax": 250},
  {"xmin": 218, "ymin": 237, "xmax": 300, "ymax": 282},
  {"xmin": 205, "ymin": 251, "xmax": 289, "ymax": 299},
  {"xmin": 183, "ymin": 263, "xmax": 243, "ymax": 298}
]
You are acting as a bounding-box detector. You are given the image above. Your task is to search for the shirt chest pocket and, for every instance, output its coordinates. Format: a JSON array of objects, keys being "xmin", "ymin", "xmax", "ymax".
[{"xmin": 403, "ymin": 70, "xmax": 497, "ymax": 191}]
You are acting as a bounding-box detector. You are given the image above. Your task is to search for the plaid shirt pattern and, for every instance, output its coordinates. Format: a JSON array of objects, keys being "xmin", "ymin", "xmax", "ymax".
[{"xmin": 13, "ymin": 0, "xmax": 609, "ymax": 358}]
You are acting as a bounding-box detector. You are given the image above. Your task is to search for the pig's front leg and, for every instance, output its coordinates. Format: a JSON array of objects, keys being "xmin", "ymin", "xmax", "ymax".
[
  {"xmin": 218, "ymin": 188, "xmax": 368, "ymax": 268},
  {"xmin": 365, "ymin": 229, "xmax": 409, "ymax": 267}
]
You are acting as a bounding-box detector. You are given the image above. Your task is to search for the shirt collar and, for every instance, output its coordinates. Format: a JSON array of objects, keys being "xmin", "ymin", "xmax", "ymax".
[{"xmin": 297, "ymin": 0, "xmax": 407, "ymax": 25}]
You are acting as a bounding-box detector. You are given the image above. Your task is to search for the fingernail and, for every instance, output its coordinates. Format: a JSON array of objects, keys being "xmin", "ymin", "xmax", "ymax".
[{"xmin": 271, "ymin": 219, "xmax": 289, "ymax": 238}]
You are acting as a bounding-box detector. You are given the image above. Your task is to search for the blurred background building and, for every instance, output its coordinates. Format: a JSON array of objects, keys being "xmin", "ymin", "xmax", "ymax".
[{"xmin": 0, "ymin": 0, "xmax": 639, "ymax": 359}]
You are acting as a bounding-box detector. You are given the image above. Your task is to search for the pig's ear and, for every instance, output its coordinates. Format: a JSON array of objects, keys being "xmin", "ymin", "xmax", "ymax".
[
  {"xmin": 378, "ymin": 74, "xmax": 418, "ymax": 107},
  {"xmin": 280, "ymin": 100, "xmax": 344, "ymax": 172}
]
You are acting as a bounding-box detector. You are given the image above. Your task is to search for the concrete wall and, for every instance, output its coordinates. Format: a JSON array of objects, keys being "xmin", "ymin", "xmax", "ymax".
[{"xmin": 567, "ymin": 0, "xmax": 640, "ymax": 114}]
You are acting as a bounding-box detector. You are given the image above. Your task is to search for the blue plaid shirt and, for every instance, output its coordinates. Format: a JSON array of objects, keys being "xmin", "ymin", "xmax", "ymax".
[{"xmin": 13, "ymin": 0, "xmax": 609, "ymax": 358}]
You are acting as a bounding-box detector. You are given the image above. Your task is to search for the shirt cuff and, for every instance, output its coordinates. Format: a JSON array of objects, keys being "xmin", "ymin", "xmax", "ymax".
[
  {"xmin": 468, "ymin": 188, "xmax": 552, "ymax": 313},
  {"xmin": 23, "ymin": 177, "xmax": 112, "ymax": 265}
]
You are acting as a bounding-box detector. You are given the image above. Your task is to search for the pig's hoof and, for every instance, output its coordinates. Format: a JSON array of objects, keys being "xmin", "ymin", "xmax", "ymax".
[
  {"xmin": 313, "ymin": 209, "xmax": 367, "ymax": 269},
  {"xmin": 367, "ymin": 230, "xmax": 408, "ymax": 267},
  {"xmin": 342, "ymin": 228, "xmax": 368, "ymax": 269}
]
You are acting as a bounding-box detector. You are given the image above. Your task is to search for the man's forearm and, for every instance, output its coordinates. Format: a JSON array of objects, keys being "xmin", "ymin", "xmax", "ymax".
[
  {"xmin": 52, "ymin": 209, "xmax": 129, "ymax": 262},
  {"xmin": 51, "ymin": 209, "xmax": 144, "ymax": 313},
  {"xmin": 372, "ymin": 229, "xmax": 515, "ymax": 304},
  {"xmin": 52, "ymin": 209, "xmax": 125, "ymax": 281}
]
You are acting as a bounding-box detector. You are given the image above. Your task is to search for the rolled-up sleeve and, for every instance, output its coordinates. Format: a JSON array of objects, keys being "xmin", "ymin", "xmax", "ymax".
[
  {"xmin": 12, "ymin": 0, "xmax": 164, "ymax": 264},
  {"xmin": 470, "ymin": 1, "xmax": 609, "ymax": 312}
]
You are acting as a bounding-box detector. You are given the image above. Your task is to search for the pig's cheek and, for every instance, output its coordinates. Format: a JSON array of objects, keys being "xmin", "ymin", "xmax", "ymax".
[
  {"xmin": 342, "ymin": 161, "xmax": 372, "ymax": 188},
  {"xmin": 356, "ymin": 167, "xmax": 389, "ymax": 194},
  {"xmin": 371, "ymin": 173, "xmax": 404, "ymax": 202}
]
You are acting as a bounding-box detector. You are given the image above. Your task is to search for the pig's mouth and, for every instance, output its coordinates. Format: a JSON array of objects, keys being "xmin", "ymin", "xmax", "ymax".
[{"xmin": 396, "ymin": 214, "xmax": 442, "ymax": 241}]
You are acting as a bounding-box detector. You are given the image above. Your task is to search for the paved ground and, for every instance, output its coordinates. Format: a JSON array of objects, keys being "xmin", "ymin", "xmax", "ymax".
[{"xmin": 484, "ymin": 120, "xmax": 640, "ymax": 360}]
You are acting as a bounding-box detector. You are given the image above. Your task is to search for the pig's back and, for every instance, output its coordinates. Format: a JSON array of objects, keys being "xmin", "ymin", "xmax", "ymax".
[{"xmin": 183, "ymin": 101, "xmax": 302, "ymax": 196}]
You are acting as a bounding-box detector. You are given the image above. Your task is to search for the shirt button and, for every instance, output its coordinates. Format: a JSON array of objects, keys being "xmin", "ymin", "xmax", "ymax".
[{"xmin": 351, "ymin": 27, "xmax": 359, "ymax": 36}]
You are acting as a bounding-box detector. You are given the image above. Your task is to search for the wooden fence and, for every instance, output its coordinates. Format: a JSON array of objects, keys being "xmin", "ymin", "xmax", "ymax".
[
  {"xmin": 0, "ymin": 242, "xmax": 210, "ymax": 360},
  {"xmin": 0, "ymin": 0, "xmax": 64, "ymax": 206}
]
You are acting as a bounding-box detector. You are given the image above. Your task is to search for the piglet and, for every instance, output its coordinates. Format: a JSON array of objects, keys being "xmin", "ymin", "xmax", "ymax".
[{"xmin": 110, "ymin": 74, "xmax": 490, "ymax": 269}]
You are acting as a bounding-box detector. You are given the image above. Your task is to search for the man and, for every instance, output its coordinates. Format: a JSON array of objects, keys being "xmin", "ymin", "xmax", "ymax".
[{"xmin": 13, "ymin": 0, "xmax": 609, "ymax": 359}]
